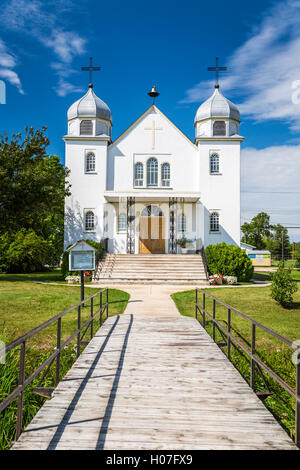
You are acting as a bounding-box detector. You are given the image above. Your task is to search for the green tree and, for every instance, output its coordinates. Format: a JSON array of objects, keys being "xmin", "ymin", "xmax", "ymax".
[
  {"xmin": 241, "ymin": 212, "xmax": 271, "ymax": 249},
  {"xmin": 0, "ymin": 127, "xmax": 71, "ymax": 271}
]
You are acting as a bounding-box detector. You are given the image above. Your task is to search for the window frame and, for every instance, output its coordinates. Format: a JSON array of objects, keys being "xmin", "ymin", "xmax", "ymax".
[
  {"xmin": 80, "ymin": 120, "xmax": 93, "ymax": 136},
  {"xmin": 84, "ymin": 210, "xmax": 96, "ymax": 233},
  {"xmin": 210, "ymin": 212, "xmax": 220, "ymax": 233},
  {"xmin": 213, "ymin": 120, "xmax": 226, "ymax": 137},
  {"xmin": 210, "ymin": 153, "xmax": 220, "ymax": 174},
  {"xmin": 178, "ymin": 213, "xmax": 187, "ymax": 233},
  {"xmin": 147, "ymin": 157, "xmax": 158, "ymax": 187},
  {"xmin": 85, "ymin": 151, "xmax": 96, "ymax": 174},
  {"xmin": 161, "ymin": 162, "xmax": 171, "ymax": 187},
  {"xmin": 134, "ymin": 162, "xmax": 144, "ymax": 187},
  {"xmin": 117, "ymin": 212, "xmax": 127, "ymax": 233}
]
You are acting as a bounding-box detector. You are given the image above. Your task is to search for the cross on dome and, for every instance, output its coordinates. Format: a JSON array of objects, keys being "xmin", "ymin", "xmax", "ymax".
[
  {"xmin": 81, "ymin": 57, "xmax": 101, "ymax": 89},
  {"xmin": 207, "ymin": 57, "xmax": 227, "ymax": 89}
]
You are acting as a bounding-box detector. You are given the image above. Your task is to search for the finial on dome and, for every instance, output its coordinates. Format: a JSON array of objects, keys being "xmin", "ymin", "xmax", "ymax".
[
  {"xmin": 148, "ymin": 86, "xmax": 160, "ymax": 104},
  {"xmin": 208, "ymin": 57, "xmax": 227, "ymax": 89}
]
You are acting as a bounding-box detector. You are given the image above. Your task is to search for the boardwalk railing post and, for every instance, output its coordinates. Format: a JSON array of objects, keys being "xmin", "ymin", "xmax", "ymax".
[
  {"xmin": 90, "ymin": 297, "xmax": 94, "ymax": 340},
  {"xmin": 16, "ymin": 341, "xmax": 26, "ymax": 440},
  {"xmin": 251, "ymin": 324, "xmax": 256, "ymax": 390},
  {"xmin": 203, "ymin": 292, "xmax": 206, "ymax": 328},
  {"xmin": 100, "ymin": 291, "xmax": 103, "ymax": 327},
  {"xmin": 213, "ymin": 299, "xmax": 216, "ymax": 342},
  {"xmin": 227, "ymin": 309, "xmax": 231, "ymax": 360},
  {"xmin": 195, "ymin": 289, "xmax": 198, "ymax": 320},
  {"xmin": 56, "ymin": 318, "xmax": 61, "ymax": 386},
  {"xmin": 77, "ymin": 306, "xmax": 81, "ymax": 358},
  {"xmin": 296, "ymin": 348, "xmax": 300, "ymax": 447},
  {"xmin": 107, "ymin": 288, "xmax": 109, "ymax": 319}
]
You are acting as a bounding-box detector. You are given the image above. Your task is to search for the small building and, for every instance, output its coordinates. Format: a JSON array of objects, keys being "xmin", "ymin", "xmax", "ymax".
[
  {"xmin": 246, "ymin": 250, "xmax": 271, "ymax": 267},
  {"xmin": 240, "ymin": 242, "xmax": 256, "ymax": 251}
]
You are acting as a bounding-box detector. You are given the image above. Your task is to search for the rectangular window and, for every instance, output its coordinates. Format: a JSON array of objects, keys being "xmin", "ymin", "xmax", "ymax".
[{"xmin": 86, "ymin": 152, "xmax": 96, "ymax": 173}]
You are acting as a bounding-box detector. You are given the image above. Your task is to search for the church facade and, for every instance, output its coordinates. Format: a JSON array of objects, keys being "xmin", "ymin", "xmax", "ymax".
[{"xmin": 64, "ymin": 83, "xmax": 243, "ymax": 254}]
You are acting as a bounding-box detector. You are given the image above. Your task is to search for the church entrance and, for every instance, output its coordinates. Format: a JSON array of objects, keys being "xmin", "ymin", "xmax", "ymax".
[{"xmin": 139, "ymin": 205, "xmax": 166, "ymax": 254}]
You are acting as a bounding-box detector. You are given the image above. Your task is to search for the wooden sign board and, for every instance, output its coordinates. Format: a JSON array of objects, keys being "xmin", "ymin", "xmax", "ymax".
[{"xmin": 67, "ymin": 241, "xmax": 96, "ymax": 271}]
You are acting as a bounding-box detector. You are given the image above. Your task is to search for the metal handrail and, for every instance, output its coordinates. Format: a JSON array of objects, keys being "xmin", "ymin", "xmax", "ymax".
[
  {"xmin": 201, "ymin": 246, "xmax": 209, "ymax": 280},
  {"xmin": 0, "ymin": 288, "xmax": 109, "ymax": 442},
  {"xmin": 195, "ymin": 287, "xmax": 300, "ymax": 447}
]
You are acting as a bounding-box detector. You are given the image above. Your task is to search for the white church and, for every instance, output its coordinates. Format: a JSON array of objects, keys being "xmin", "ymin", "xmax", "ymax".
[{"xmin": 64, "ymin": 75, "xmax": 243, "ymax": 255}]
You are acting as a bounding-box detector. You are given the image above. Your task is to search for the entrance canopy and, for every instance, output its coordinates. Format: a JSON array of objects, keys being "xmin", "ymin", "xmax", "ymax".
[{"xmin": 104, "ymin": 191, "xmax": 201, "ymax": 203}]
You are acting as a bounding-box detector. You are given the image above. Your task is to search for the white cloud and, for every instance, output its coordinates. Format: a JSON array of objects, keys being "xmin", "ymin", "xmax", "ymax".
[
  {"xmin": 181, "ymin": 0, "xmax": 300, "ymax": 130},
  {"xmin": 55, "ymin": 78, "xmax": 84, "ymax": 97},
  {"xmin": 43, "ymin": 31, "xmax": 86, "ymax": 64},
  {"xmin": 241, "ymin": 145, "xmax": 300, "ymax": 240},
  {"xmin": 0, "ymin": 39, "xmax": 23, "ymax": 94},
  {"xmin": 0, "ymin": 0, "xmax": 87, "ymax": 96}
]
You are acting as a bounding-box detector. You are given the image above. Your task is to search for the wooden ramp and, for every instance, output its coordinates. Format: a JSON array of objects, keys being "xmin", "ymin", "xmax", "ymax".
[{"xmin": 13, "ymin": 315, "xmax": 297, "ymax": 450}]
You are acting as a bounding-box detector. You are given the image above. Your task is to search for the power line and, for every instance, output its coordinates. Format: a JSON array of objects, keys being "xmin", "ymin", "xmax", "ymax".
[{"xmin": 241, "ymin": 190, "xmax": 300, "ymax": 194}]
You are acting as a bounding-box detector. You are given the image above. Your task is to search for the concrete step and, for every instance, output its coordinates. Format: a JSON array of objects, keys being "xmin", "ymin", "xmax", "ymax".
[
  {"xmin": 93, "ymin": 279, "xmax": 209, "ymax": 285},
  {"xmin": 93, "ymin": 253, "xmax": 208, "ymax": 284}
]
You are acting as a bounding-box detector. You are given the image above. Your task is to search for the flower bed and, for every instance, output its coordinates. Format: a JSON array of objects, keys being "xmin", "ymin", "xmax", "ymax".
[
  {"xmin": 65, "ymin": 275, "xmax": 80, "ymax": 284},
  {"xmin": 209, "ymin": 273, "xmax": 223, "ymax": 285},
  {"xmin": 223, "ymin": 276, "xmax": 238, "ymax": 285}
]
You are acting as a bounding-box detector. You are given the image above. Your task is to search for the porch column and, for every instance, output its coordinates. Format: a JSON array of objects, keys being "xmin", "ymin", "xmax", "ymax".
[
  {"xmin": 168, "ymin": 197, "xmax": 178, "ymax": 254},
  {"xmin": 126, "ymin": 197, "xmax": 135, "ymax": 254}
]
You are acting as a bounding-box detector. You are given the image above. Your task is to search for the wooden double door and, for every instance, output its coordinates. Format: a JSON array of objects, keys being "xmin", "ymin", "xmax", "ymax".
[{"xmin": 139, "ymin": 216, "xmax": 166, "ymax": 254}]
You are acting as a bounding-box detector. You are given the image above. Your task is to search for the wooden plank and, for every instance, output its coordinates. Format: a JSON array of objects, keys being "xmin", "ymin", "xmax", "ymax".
[{"xmin": 12, "ymin": 315, "xmax": 298, "ymax": 450}]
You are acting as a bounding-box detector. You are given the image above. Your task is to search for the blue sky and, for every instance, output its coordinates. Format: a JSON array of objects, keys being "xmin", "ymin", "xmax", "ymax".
[{"xmin": 0, "ymin": 0, "xmax": 300, "ymax": 241}]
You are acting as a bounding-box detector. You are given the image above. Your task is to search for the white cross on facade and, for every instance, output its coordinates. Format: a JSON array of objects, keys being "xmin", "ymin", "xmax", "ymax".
[{"xmin": 144, "ymin": 120, "xmax": 163, "ymax": 150}]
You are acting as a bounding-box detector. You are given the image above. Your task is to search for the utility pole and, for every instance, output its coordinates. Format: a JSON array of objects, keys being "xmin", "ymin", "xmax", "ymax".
[
  {"xmin": 293, "ymin": 242, "xmax": 295, "ymax": 260},
  {"xmin": 282, "ymin": 230, "xmax": 285, "ymax": 267}
]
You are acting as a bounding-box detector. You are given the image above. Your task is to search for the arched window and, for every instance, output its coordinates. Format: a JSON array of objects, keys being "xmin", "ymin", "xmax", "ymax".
[
  {"xmin": 141, "ymin": 205, "xmax": 163, "ymax": 217},
  {"xmin": 147, "ymin": 158, "xmax": 158, "ymax": 187},
  {"xmin": 210, "ymin": 153, "xmax": 219, "ymax": 174},
  {"xmin": 80, "ymin": 120, "xmax": 93, "ymax": 135},
  {"xmin": 85, "ymin": 211, "xmax": 95, "ymax": 232},
  {"xmin": 210, "ymin": 212, "xmax": 219, "ymax": 232},
  {"xmin": 213, "ymin": 121, "xmax": 226, "ymax": 136},
  {"xmin": 134, "ymin": 162, "xmax": 144, "ymax": 186},
  {"xmin": 86, "ymin": 152, "xmax": 95, "ymax": 173},
  {"xmin": 118, "ymin": 213, "xmax": 127, "ymax": 232},
  {"xmin": 178, "ymin": 213, "xmax": 186, "ymax": 233},
  {"xmin": 161, "ymin": 163, "xmax": 170, "ymax": 187}
]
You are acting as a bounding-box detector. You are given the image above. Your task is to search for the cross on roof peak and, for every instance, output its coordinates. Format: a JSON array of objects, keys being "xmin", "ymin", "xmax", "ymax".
[
  {"xmin": 207, "ymin": 57, "xmax": 227, "ymax": 89},
  {"xmin": 81, "ymin": 57, "xmax": 101, "ymax": 89}
]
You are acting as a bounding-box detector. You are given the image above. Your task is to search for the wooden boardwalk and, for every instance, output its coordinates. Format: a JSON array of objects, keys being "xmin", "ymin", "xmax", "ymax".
[{"xmin": 13, "ymin": 314, "xmax": 297, "ymax": 450}]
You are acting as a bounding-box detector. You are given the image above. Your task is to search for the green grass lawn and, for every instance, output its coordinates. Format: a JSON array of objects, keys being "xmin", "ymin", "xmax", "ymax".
[
  {"xmin": 0, "ymin": 272, "xmax": 130, "ymax": 348},
  {"xmin": 272, "ymin": 259, "xmax": 299, "ymax": 268},
  {"xmin": 172, "ymin": 282, "xmax": 300, "ymax": 348}
]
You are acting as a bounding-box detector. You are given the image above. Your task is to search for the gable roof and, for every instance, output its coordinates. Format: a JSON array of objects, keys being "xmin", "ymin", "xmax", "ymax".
[
  {"xmin": 109, "ymin": 105, "xmax": 198, "ymax": 150},
  {"xmin": 66, "ymin": 240, "xmax": 96, "ymax": 252}
]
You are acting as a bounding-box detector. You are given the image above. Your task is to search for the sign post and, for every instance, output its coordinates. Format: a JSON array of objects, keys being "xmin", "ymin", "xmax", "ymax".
[{"xmin": 67, "ymin": 241, "xmax": 96, "ymax": 302}]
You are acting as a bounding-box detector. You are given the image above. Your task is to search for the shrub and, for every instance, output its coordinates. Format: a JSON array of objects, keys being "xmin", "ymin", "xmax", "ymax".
[
  {"xmin": 205, "ymin": 243, "xmax": 254, "ymax": 282},
  {"xmin": 0, "ymin": 229, "xmax": 49, "ymax": 273},
  {"xmin": 270, "ymin": 263, "xmax": 297, "ymax": 308}
]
